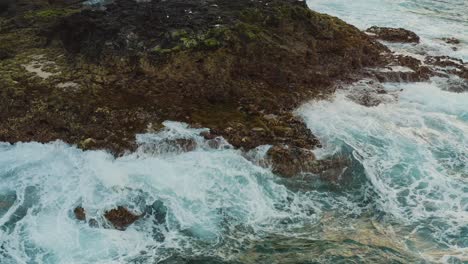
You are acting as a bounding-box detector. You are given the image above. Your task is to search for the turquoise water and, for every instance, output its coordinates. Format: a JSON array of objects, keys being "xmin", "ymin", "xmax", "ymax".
[{"xmin": 1, "ymin": 1, "xmax": 467, "ymax": 263}]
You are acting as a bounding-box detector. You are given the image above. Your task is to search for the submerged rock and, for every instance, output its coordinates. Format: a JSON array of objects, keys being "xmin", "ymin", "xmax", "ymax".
[
  {"xmin": 366, "ymin": 26, "xmax": 420, "ymax": 43},
  {"xmin": 343, "ymin": 79, "xmax": 397, "ymax": 107},
  {"xmin": 146, "ymin": 200, "xmax": 167, "ymax": 225},
  {"xmin": 441, "ymin": 37, "xmax": 460, "ymax": 45},
  {"xmin": 267, "ymin": 144, "xmax": 317, "ymax": 177}
]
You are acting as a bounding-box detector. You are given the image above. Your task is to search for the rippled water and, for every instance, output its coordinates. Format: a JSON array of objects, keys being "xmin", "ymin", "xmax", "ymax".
[
  {"xmin": 298, "ymin": 81, "xmax": 468, "ymax": 263},
  {"xmin": 1, "ymin": 0, "xmax": 467, "ymax": 263}
]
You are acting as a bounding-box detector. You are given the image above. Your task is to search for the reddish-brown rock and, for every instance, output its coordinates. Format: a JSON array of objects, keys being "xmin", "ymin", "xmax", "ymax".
[
  {"xmin": 74, "ymin": 206, "xmax": 86, "ymax": 221},
  {"xmin": 104, "ymin": 206, "xmax": 142, "ymax": 231}
]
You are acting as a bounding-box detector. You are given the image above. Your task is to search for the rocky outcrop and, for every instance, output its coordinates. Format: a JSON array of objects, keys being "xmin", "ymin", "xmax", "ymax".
[
  {"xmin": 0, "ymin": 0, "xmax": 388, "ymax": 156},
  {"xmin": 371, "ymin": 54, "xmax": 434, "ymax": 83},
  {"xmin": 267, "ymin": 145, "xmax": 317, "ymax": 177},
  {"xmin": 344, "ymin": 79, "xmax": 397, "ymax": 107},
  {"xmin": 425, "ymin": 56, "xmax": 468, "ymax": 80},
  {"xmin": 366, "ymin": 26, "xmax": 420, "ymax": 43},
  {"xmin": 104, "ymin": 206, "xmax": 142, "ymax": 230},
  {"xmin": 73, "ymin": 206, "xmax": 86, "ymax": 221},
  {"xmin": 441, "ymin": 37, "xmax": 460, "ymax": 46},
  {"xmin": 73, "ymin": 205, "xmax": 142, "ymax": 230},
  {"xmin": 73, "ymin": 200, "xmax": 168, "ymax": 231},
  {"xmin": 265, "ymin": 144, "xmax": 350, "ymax": 180}
]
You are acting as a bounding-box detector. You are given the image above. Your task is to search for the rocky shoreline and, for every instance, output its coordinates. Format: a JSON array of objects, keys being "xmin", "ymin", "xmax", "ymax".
[
  {"xmin": 1, "ymin": 0, "xmax": 467, "ymax": 234},
  {"xmin": 1, "ymin": 0, "xmax": 467, "ymax": 182},
  {"xmin": 0, "ymin": 0, "xmax": 386, "ymax": 164}
]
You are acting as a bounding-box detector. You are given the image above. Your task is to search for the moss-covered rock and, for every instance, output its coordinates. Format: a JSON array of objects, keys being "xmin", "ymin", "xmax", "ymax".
[{"xmin": 0, "ymin": 0, "xmax": 389, "ymax": 158}]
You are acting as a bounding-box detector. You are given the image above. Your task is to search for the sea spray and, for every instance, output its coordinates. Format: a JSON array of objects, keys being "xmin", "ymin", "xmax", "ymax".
[
  {"xmin": 298, "ymin": 79, "xmax": 468, "ymax": 262},
  {"xmin": 0, "ymin": 121, "xmax": 424, "ymax": 263}
]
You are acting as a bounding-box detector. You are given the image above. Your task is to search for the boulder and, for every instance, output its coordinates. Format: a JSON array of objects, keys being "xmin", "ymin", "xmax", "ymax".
[
  {"xmin": 366, "ymin": 26, "xmax": 420, "ymax": 43},
  {"xmin": 104, "ymin": 206, "xmax": 142, "ymax": 231},
  {"xmin": 74, "ymin": 205, "xmax": 141, "ymax": 230},
  {"xmin": 73, "ymin": 206, "xmax": 86, "ymax": 221}
]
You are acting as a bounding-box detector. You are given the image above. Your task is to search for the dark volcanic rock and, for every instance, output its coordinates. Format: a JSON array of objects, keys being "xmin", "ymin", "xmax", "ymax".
[
  {"xmin": 73, "ymin": 205, "xmax": 143, "ymax": 230},
  {"xmin": 366, "ymin": 26, "xmax": 420, "ymax": 43},
  {"xmin": 104, "ymin": 206, "xmax": 142, "ymax": 230},
  {"xmin": 397, "ymin": 55, "xmax": 422, "ymax": 71},
  {"xmin": 425, "ymin": 56, "xmax": 468, "ymax": 80},
  {"xmin": 370, "ymin": 54, "xmax": 436, "ymax": 83},
  {"xmin": 0, "ymin": 0, "xmax": 388, "ymax": 156},
  {"xmin": 441, "ymin": 37, "xmax": 460, "ymax": 45},
  {"xmin": 74, "ymin": 206, "xmax": 86, "ymax": 221}
]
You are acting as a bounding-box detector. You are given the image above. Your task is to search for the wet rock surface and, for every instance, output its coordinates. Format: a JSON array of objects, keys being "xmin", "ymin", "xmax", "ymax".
[
  {"xmin": 344, "ymin": 79, "xmax": 397, "ymax": 107},
  {"xmin": 366, "ymin": 26, "xmax": 420, "ymax": 43},
  {"xmin": 0, "ymin": 0, "xmax": 387, "ymax": 155},
  {"xmin": 266, "ymin": 144, "xmax": 335, "ymax": 177},
  {"xmin": 104, "ymin": 206, "xmax": 142, "ymax": 230},
  {"xmin": 267, "ymin": 144, "xmax": 317, "ymax": 177},
  {"xmin": 266, "ymin": 144, "xmax": 351, "ymax": 179},
  {"xmin": 367, "ymin": 49, "xmax": 467, "ymax": 86},
  {"xmin": 73, "ymin": 202, "xmax": 167, "ymax": 231},
  {"xmin": 73, "ymin": 206, "xmax": 86, "ymax": 221},
  {"xmin": 425, "ymin": 55, "xmax": 468, "ymax": 80}
]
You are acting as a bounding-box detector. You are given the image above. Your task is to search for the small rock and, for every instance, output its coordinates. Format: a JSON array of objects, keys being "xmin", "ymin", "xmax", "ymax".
[
  {"xmin": 360, "ymin": 93, "xmax": 382, "ymax": 107},
  {"xmin": 88, "ymin": 218, "xmax": 99, "ymax": 228},
  {"xmin": 172, "ymin": 138, "xmax": 197, "ymax": 152},
  {"xmin": 366, "ymin": 26, "xmax": 420, "ymax": 43},
  {"xmin": 441, "ymin": 37, "xmax": 460, "ymax": 45},
  {"xmin": 146, "ymin": 200, "xmax": 167, "ymax": 225},
  {"xmin": 79, "ymin": 138, "xmax": 97, "ymax": 150},
  {"xmin": 74, "ymin": 206, "xmax": 86, "ymax": 221},
  {"xmin": 104, "ymin": 206, "xmax": 142, "ymax": 231},
  {"xmin": 200, "ymin": 130, "xmax": 216, "ymax": 140}
]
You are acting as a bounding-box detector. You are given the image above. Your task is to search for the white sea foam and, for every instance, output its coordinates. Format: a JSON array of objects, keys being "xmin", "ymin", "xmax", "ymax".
[
  {"xmin": 0, "ymin": 123, "xmax": 322, "ymax": 263},
  {"xmin": 298, "ymin": 79, "xmax": 468, "ymax": 262},
  {"xmin": 307, "ymin": 0, "xmax": 468, "ymax": 61},
  {"xmin": 1, "ymin": 1, "xmax": 467, "ymax": 263}
]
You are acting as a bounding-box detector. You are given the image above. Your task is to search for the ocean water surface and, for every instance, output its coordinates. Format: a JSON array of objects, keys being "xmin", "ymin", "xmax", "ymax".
[{"xmin": 1, "ymin": 0, "xmax": 467, "ymax": 263}]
